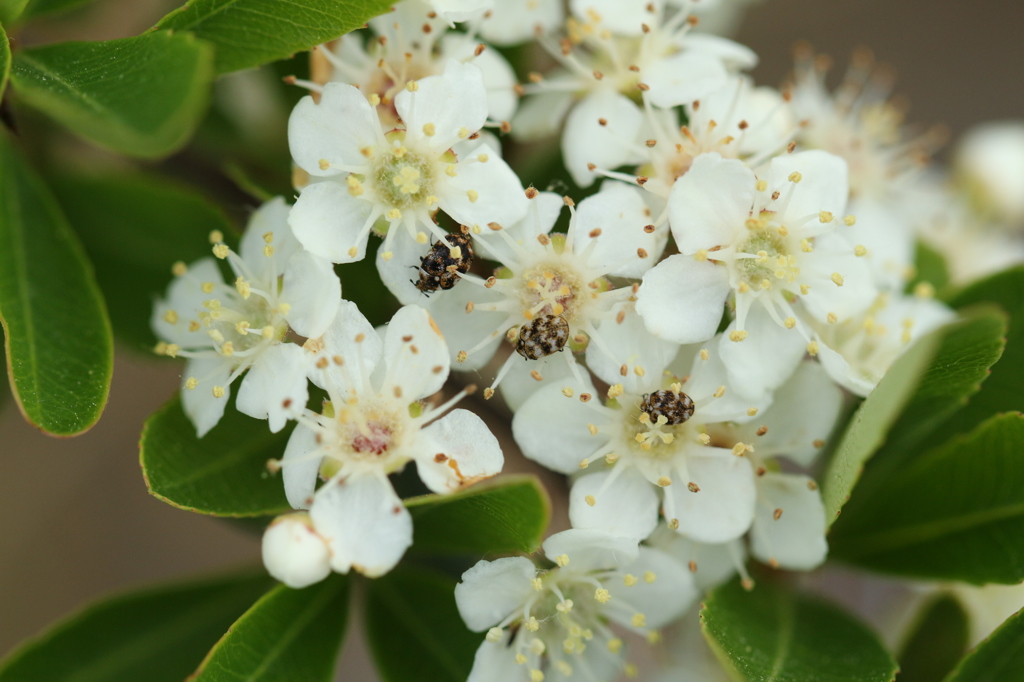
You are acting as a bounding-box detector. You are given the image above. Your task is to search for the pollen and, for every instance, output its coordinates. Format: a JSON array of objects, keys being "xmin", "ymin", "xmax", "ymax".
[
  {"xmin": 623, "ymin": 574, "xmax": 638, "ymax": 586},
  {"xmin": 657, "ymin": 476, "xmax": 672, "ymax": 487},
  {"xmin": 212, "ymin": 244, "xmax": 230, "ymax": 259},
  {"xmin": 784, "ymin": 316, "xmax": 797, "ymax": 329},
  {"xmin": 818, "ymin": 210, "xmax": 834, "ymax": 223},
  {"xmin": 163, "ymin": 310, "xmax": 179, "ymax": 324},
  {"xmin": 788, "ymin": 171, "xmax": 802, "ymax": 182},
  {"xmin": 594, "ymin": 588, "xmax": 610, "ymax": 603},
  {"xmin": 185, "ymin": 377, "xmax": 198, "ymax": 390},
  {"xmin": 831, "ymin": 272, "xmax": 845, "ymax": 286},
  {"xmin": 555, "ymin": 553, "xmax": 570, "ymax": 567},
  {"xmin": 854, "ymin": 244, "xmax": 867, "ymax": 256},
  {"xmin": 729, "ymin": 330, "xmax": 748, "ymax": 342},
  {"xmin": 466, "ymin": 189, "xmax": 479, "ymax": 203},
  {"xmin": 643, "ymin": 571, "xmax": 656, "ymax": 584},
  {"xmin": 631, "ymin": 613, "xmax": 646, "ymax": 628},
  {"xmin": 172, "ymin": 261, "xmax": 187, "ymax": 276},
  {"xmin": 212, "ymin": 386, "xmax": 225, "ymax": 398},
  {"xmin": 585, "ymin": 495, "xmax": 596, "ymax": 506},
  {"xmin": 422, "ymin": 122, "xmax": 436, "ymax": 136}
]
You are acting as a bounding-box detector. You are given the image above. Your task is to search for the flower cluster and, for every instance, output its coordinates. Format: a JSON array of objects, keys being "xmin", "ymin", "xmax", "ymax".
[{"xmin": 148, "ymin": 0, "xmax": 1024, "ymax": 679}]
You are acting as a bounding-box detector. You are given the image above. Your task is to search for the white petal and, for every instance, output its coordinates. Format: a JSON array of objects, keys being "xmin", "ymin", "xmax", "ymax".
[
  {"xmin": 239, "ymin": 197, "xmax": 301, "ymax": 282},
  {"xmin": 843, "ymin": 199, "xmax": 914, "ymax": 291},
  {"xmin": 281, "ymin": 423, "xmax": 322, "ymax": 510},
  {"xmin": 499, "ymin": 351, "xmax": 580, "ymax": 411},
  {"xmin": 306, "ymin": 299, "xmax": 383, "ymax": 394},
  {"xmin": 261, "ymin": 514, "xmax": 332, "ymax": 588},
  {"xmin": 570, "ymin": 0, "xmax": 662, "ymax": 35},
  {"xmin": 653, "ymin": 531, "xmax": 743, "ymax": 591},
  {"xmin": 236, "ymin": 344, "xmax": 308, "ymax": 433},
  {"xmin": 675, "ymin": 33, "xmax": 758, "ymax": 70},
  {"xmin": 438, "ymin": 149, "xmax": 528, "ymax": 229},
  {"xmin": 472, "ymin": 191, "xmax": 563, "ymax": 264},
  {"xmin": 562, "ymin": 90, "xmax": 645, "ymax": 188},
  {"xmin": 957, "ymin": 121, "xmax": 1024, "ymax": 223},
  {"xmin": 310, "ymin": 475, "xmax": 412, "ymax": 577},
  {"xmin": 750, "ymin": 472, "xmax": 828, "ymax": 571},
  {"xmin": 644, "ymin": 50, "xmax": 729, "ymax": 108},
  {"xmin": 398, "ymin": 59, "xmax": 488, "ymax": 151},
  {"xmin": 605, "ymin": 546, "xmax": 698, "ymax": 630},
  {"xmin": 589, "ymin": 306, "xmax": 679, "ymax": 394},
  {"xmin": 288, "ymin": 85, "xmax": 380, "ymax": 176},
  {"xmin": 769, "ymin": 150, "xmax": 849, "ymax": 221},
  {"xmin": 479, "ymin": 0, "xmax": 564, "ymax": 45},
  {"xmin": 753, "ymin": 361, "xmax": 843, "ymax": 467},
  {"xmin": 417, "ymin": 409, "xmax": 504, "ymax": 493},
  {"xmin": 430, "ymin": 0, "xmax": 492, "ymax": 23},
  {"xmin": 181, "ymin": 357, "xmax": 232, "ymax": 438},
  {"xmin": 572, "ymin": 181, "xmax": 662, "ymax": 277},
  {"xmin": 440, "ymin": 35, "xmax": 519, "ymax": 122},
  {"xmin": 668, "ymin": 152, "xmax": 754, "ymax": 254},
  {"xmin": 542, "ymin": 529, "xmax": 639, "ymax": 572},
  {"xmin": 455, "ymin": 556, "xmax": 536, "ymax": 631},
  {"xmin": 569, "ymin": 468, "xmax": 660, "ymax": 540},
  {"xmin": 719, "ymin": 305, "xmax": 807, "ymax": 399},
  {"xmin": 669, "ymin": 448, "xmax": 755, "ymax": 543},
  {"xmin": 428, "ymin": 283, "xmax": 505, "ymax": 371},
  {"xmin": 636, "ymin": 255, "xmax": 730, "ymax": 344},
  {"xmin": 466, "ymin": 640, "xmax": 524, "ymax": 682},
  {"xmin": 281, "ymin": 251, "xmax": 341, "ymax": 339},
  {"xmin": 381, "ymin": 304, "xmax": 450, "ymax": 399},
  {"xmin": 512, "ymin": 381, "xmax": 611, "ymax": 474},
  {"xmin": 511, "ymin": 88, "xmax": 574, "ymax": 142},
  {"xmin": 152, "ymin": 259, "xmax": 223, "ymax": 348},
  {"xmin": 816, "ymin": 337, "xmax": 873, "ymax": 397},
  {"xmin": 684, "ymin": 342, "xmax": 771, "ymax": 422},
  {"xmin": 289, "ymin": 181, "xmax": 375, "ymax": 264},
  {"xmin": 799, "ymin": 232, "xmax": 877, "ymax": 321},
  {"xmin": 376, "ymin": 229, "xmax": 431, "ymax": 306}
]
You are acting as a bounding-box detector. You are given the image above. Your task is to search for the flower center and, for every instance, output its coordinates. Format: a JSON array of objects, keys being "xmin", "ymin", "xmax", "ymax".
[
  {"xmin": 199, "ymin": 291, "xmax": 288, "ymax": 357},
  {"xmin": 372, "ymin": 148, "xmax": 436, "ymax": 211},
  {"xmin": 736, "ymin": 225, "xmax": 800, "ymax": 291},
  {"xmin": 518, "ymin": 263, "xmax": 585, "ymax": 322},
  {"xmin": 325, "ymin": 401, "xmax": 406, "ymax": 469}
]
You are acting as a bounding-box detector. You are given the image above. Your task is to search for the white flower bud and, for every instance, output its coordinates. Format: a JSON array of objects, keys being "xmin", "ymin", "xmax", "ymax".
[{"xmin": 261, "ymin": 513, "xmax": 332, "ymax": 589}]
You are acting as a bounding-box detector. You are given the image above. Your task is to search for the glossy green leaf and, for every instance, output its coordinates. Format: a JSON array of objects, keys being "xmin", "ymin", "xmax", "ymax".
[
  {"xmin": 0, "ymin": 570, "xmax": 273, "ymax": 682},
  {"xmin": 0, "ymin": 133, "xmax": 112, "ymax": 436},
  {"xmin": 822, "ymin": 310, "xmax": 1006, "ymax": 526},
  {"xmin": 407, "ymin": 475, "xmax": 551, "ymax": 556},
  {"xmin": 0, "ymin": 0, "xmax": 28, "ymax": 27},
  {"xmin": 931, "ymin": 266, "xmax": 1024, "ymax": 442},
  {"xmin": 365, "ymin": 567, "xmax": 481, "ymax": 682},
  {"xmin": 155, "ymin": 0, "xmax": 393, "ymax": 75},
  {"xmin": 9, "ymin": 31, "xmax": 214, "ymax": 158},
  {"xmin": 141, "ymin": 395, "xmax": 292, "ymax": 517},
  {"xmin": 831, "ymin": 413, "xmax": 1024, "ymax": 584},
  {"xmin": 908, "ymin": 240, "xmax": 951, "ymax": 293},
  {"xmin": 701, "ymin": 577, "xmax": 897, "ymax": 682},
  {"xmin": 21, "ymin": 0, "xmax": 96, "ymax": 20},
  {"xmin": 0, "ymin": 21, "xmax": 9, "ymax": 99},
  {"xmin": 191, "ymin": 576, "xmax": 349, "ymax": 682},
  {"xmin": 945, "ymin": 608, "xmax": 1024, "ymax": 681},
  {"xmin": 899, "ymin": 595, "xmax": 969, "ymax": 682},
  {"xmin": 51, "ymin": 174, "xmax": 235, "ymax": 351}
]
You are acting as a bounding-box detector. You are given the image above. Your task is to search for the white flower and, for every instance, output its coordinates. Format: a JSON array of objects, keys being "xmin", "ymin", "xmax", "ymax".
[
  {"xmin": 955, "ymin": 121, "xmax": 1024, "ymax": 226},
  {"xmin": 316, "ymin": 1, "xmax": 519, "ymax": 127},
  {"xmin": 477, "ymin": 0, "xmax": 565, "ymax": 46},
  {"xmin": 268, "ymin": 302, "xmax": 504, "ymax": 579},
  {"xmin": 636, "ymin": 150, "xmax": 876, "ymax": 351},
  {"xmin": 424, "ymin": 185, "xmax": 667, "ymax": 396},
  {"xmin": 151, "ymin": 197, "xmax": 341, "ymax": 437},
  {"xmin": 646, "ymin": 523, "xmax": 747, "ymax": 591},
  {"xmin": 514, "ymin": 337, "xmax": 769, "ymax": 544},
  {"xmin": 288, "ymin": 59, "xmax": 527, "ymax": 265},
  {"xmin": 711, "ymin": 361, "xmax": 842, "ymax": 570},
  {"xmin": 788, "ymin": 44, "xmax": 944, "ymax": 203},
  {"xmin": 455, "ymin": 529, "xmax": 698, "ymax": 682},
  {"xmin": 261, "ymin": 513, "xmax": 332, "ymax": 588},
  {"xmin": 813, "ymin": 291, "xmax": 955, "ymax": 397},
  {"xmin": 513, "ymin": 1, "xmax": 756, "ymax": 152},
  {"xmin": 428, "ymin": 0, "xmax": 493, "ymax": 24}
]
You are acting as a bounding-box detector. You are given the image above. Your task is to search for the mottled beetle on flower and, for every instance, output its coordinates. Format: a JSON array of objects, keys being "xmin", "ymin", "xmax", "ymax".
[
  {"xmin": 640, "ymin": 389, "xmax": 696, "ymax": 426},
  {"xmin": 515, "ymin": 314, "xmax": 570, "ymax": 360},
  {"xmin": 413, "ymin": 232, "xmax": 474, "ymax": 295}
]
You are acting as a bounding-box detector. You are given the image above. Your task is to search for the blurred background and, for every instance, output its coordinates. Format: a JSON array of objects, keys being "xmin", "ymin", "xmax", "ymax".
[{"xmin": 1, "ymin": 0, "xmax": 1022, "ymax": 677}]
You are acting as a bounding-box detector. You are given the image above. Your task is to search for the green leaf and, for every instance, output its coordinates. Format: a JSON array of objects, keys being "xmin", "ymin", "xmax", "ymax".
[
  {"xmin": 822, "ymin": 310, "xmax": 1006, "ymax": 526},
  {"xmin": 9, "ymin": 32, "xmax": 214, "ymax": 158},
  {"xmin": 155, "ymin": 0, "xmax": 393, "ymax": 76},
  {"xmin": 0, "ymin": 133, "xmax": 112, "ymax": 436},
  {"xmin": 21, "ymin": 0, "xmax": 96, "ymax": 20},
  {"xmin": 365, "ymin": 566, "xmax": 481, "ymax": 682},
  {"xmin": 898, "ymin": 595, "xmax": 969, "ymax": 682},
  {"xmin": 945, "ymin": 609, "xmax": 1024, "ymax": 682},
  {"xmin": 0, "ymin": 0, "xmax": 29, "ymax": 27},
  {"xmin": 0, "ymin": 570, "xmax": 273, "ymax": 682},
  {"xmin": 51, "ymin": 174, "xmax": 235, "ymax": 351},
  {"xmin": 908, "ymin": 240, "xmax": 950, "ymax": 293},
  {"xmin": 190, "ymin": 576, "xmax": 349, "ymax": 682},
  {"xmin": 141, "ymin": 395, "xmax": 292, "ymax": 517},
  {"xmin": 831, "ymin": 413, "xmax": 1024, "ymax": 584},
  {"xmin": 0, "ymin": 21, "xmax": 9, "ymax": 99},
  {"xmin": 407, "ymin": 475, "xmax": 550, "ymax": 556},
  {"xmin": 931, "ymin": 266, "xmax": 1024, "ymax": 442},
  {"xmin": 701, "ymin": 577, "xmax": 898, "ymax": 682}
]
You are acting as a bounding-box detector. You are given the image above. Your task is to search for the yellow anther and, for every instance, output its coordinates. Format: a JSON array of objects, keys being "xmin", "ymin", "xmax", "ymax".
[
  {"xmin": 263, "ymin": 244, "xmax": 275, "ymax": 257},
  {"xmin": 212, "ymin": 244, "xmax": 230, "ymax": 259},
  {"xmin": 643, "ymin": 571, "xmax": 656, "ymax": 584},
  {"xmin": 422, "ymin": 122, "xmax": 436, "ymax": 136},
  {"xmin": 714, "ymin": 385, "xmax": 726, "ymax": 398},
  {"xmin": 607, "ymin": 638, "xmax": 623, "ymax": 654},
  {"xmin": 585, "ymin": 495, "xmax": 596, "ymax": 506},
  {"xmin": 562, "ymin": 387, "xmax": 574, "ymax": 398},
  {"xmin": 844, "ymin": 214, "xmax": 857, "ymax": 226},
  {"xmin": 164, "ymin": 343, "xmax": 180, "ymax": 357},
  {"xmin": 457, "ymin": 126, "xmax": 470, "ymax": 139},
  {"xmin": 318, "ymin": 159, "xmax": 330, "ymax": 170},
  {"xmin": 526, "ymin": 616, "xmax": 540, "ymax": 631},
  {"xmin": 467, "ymin": 189, "xmax": 479, "ymax": 203},
  {"xmin": 831, "ymin": 272, "xmax": 845, "ymax": 286},
  {"xmin": 827, "ymin": 312, "xmax": 837, "ymax": 324},
  {"xmin": 184, "ymin": 377, "xmax": 198, "ymax": 390},
  {"xmin": 732, "ymin": 442, "xmax": 747, "ymax": 456},
  {"xmin": 530, "ymin": 669, "xmax": 544, "ymax": 682},
  {"xmin": 235, "ymin": 321, "xmax": 250, "ymax": 335},
  {"xmin": 595, "ymin": 588, "xmax": 610, "ymax": 603},
  {"xmin": 807, "ymin": 341, "xmax": 819, "ymax": 356},
  {"xmin": 208, "ymin": 230, "xmax": 224, "ymax": 244},
  {"xmin": 784, "ymin": 317, "xmax": 797, "ymax": 329},
  {"xmin": 625, "ymin": 664, "xmax": 639, "ymax": 678},
  {"xmin": 220, "ymin": 342, "xmax": 235, "ymax": 357},
  {"xmin": 623, "ymin": 574, "xmax": 638, "ymax": 586},
  {"xmin": 801, "ymin": 238, "xmax": 813, "ymax": 253},
  {"xmin": 698, "ymin": 433, "xmax": 711, "ymax": 444},
  {"xmin": 386, "ymin": 209, "xmax": 402, "ymax": 220},
  {"xmin": 819, "ymin": 210, "xmax": 834, "ymax": 223},
  {"xmin": 445, "ymin": 164, "xmax": 457, "ymax": 177},
  {"xmin": 235, "ymin": 277, "xmax": 251, "ymax": 299},
  {"xmin": 262, "ymin": 326, "xmax": 275, "ymax": 339},
  {"xmin": 555, "ymin": 554, "xmax": 570, "ymax": 567},
  {"xmin": 172, "ymin": 261, "xmax": 187, "ymax": 276},
  {"xmin": 347, "ymin": 246, "xmax": 358, "ymax": 258},
  {"xmin": 747, "ymin": 407, "xmax": 758, "ymax": 416},
  {"xmin": 756, "ymin": 179, "xmax": 767, "ymax": 191},
  {"xmin": 631, "ymin": 613, "xmax": 646, "ymax": 628},
  {"xmin": 854, "ymin": 244, "xmax": 867, "ymax": 256},
  {"xmin": 694, "ymin": 249, "xmax": 708, "ymax": 261},
  {"xmin": 800, "ymin": 284, "xmax": 810, "ymax": 295},
  {"xmin": 212, "ymin": 385, "xmax": 225, "ymax": 398},
  {"xmin": 587, "ymin": 423, "xmax": 599, "ymax": 435},
  {"xmin": 368, "ymin": 94, "xmax": 381, "ymax": 106},
  {"xmin": 657, "ymin": 476, "xmax": 672, "ymax": 487},
  {"xmin": 486, "ymin": 627, "xmax": 503, "ymax": 642},
  {"xmin": 415, "ymin": 232, "xmax": 428, "ymax": 244},
  {"xmin": 914, "ymin": 282, "xmax": 935, "ymax": 298},
  {"xmin": 531, "ymin": 577, "xmax": 543, "ymax": 591},
  {"xmin": 788, "ymin": 171, "xmax": 802, "ymax": 182},
  {"xmin": 515, "ymin": 653, "xmax": 527, "ymax": 665},
  {"xmin": 163, "ymin": 310, "xmax": 179, "ymax": 324},
  {"xmin": 477, "ymin": 153, "xmax": 489, "ymax": 162},
  {"xmin": 555, "ymin": 599, "xmax": 573, "ymax": 613},
  {"xmin": 405, "ymin": 80, "xmax": 419, "ymax": 91},
  {"xmin": 729, "ymin": 330, "xmax": 748, "ymax": 342}
]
